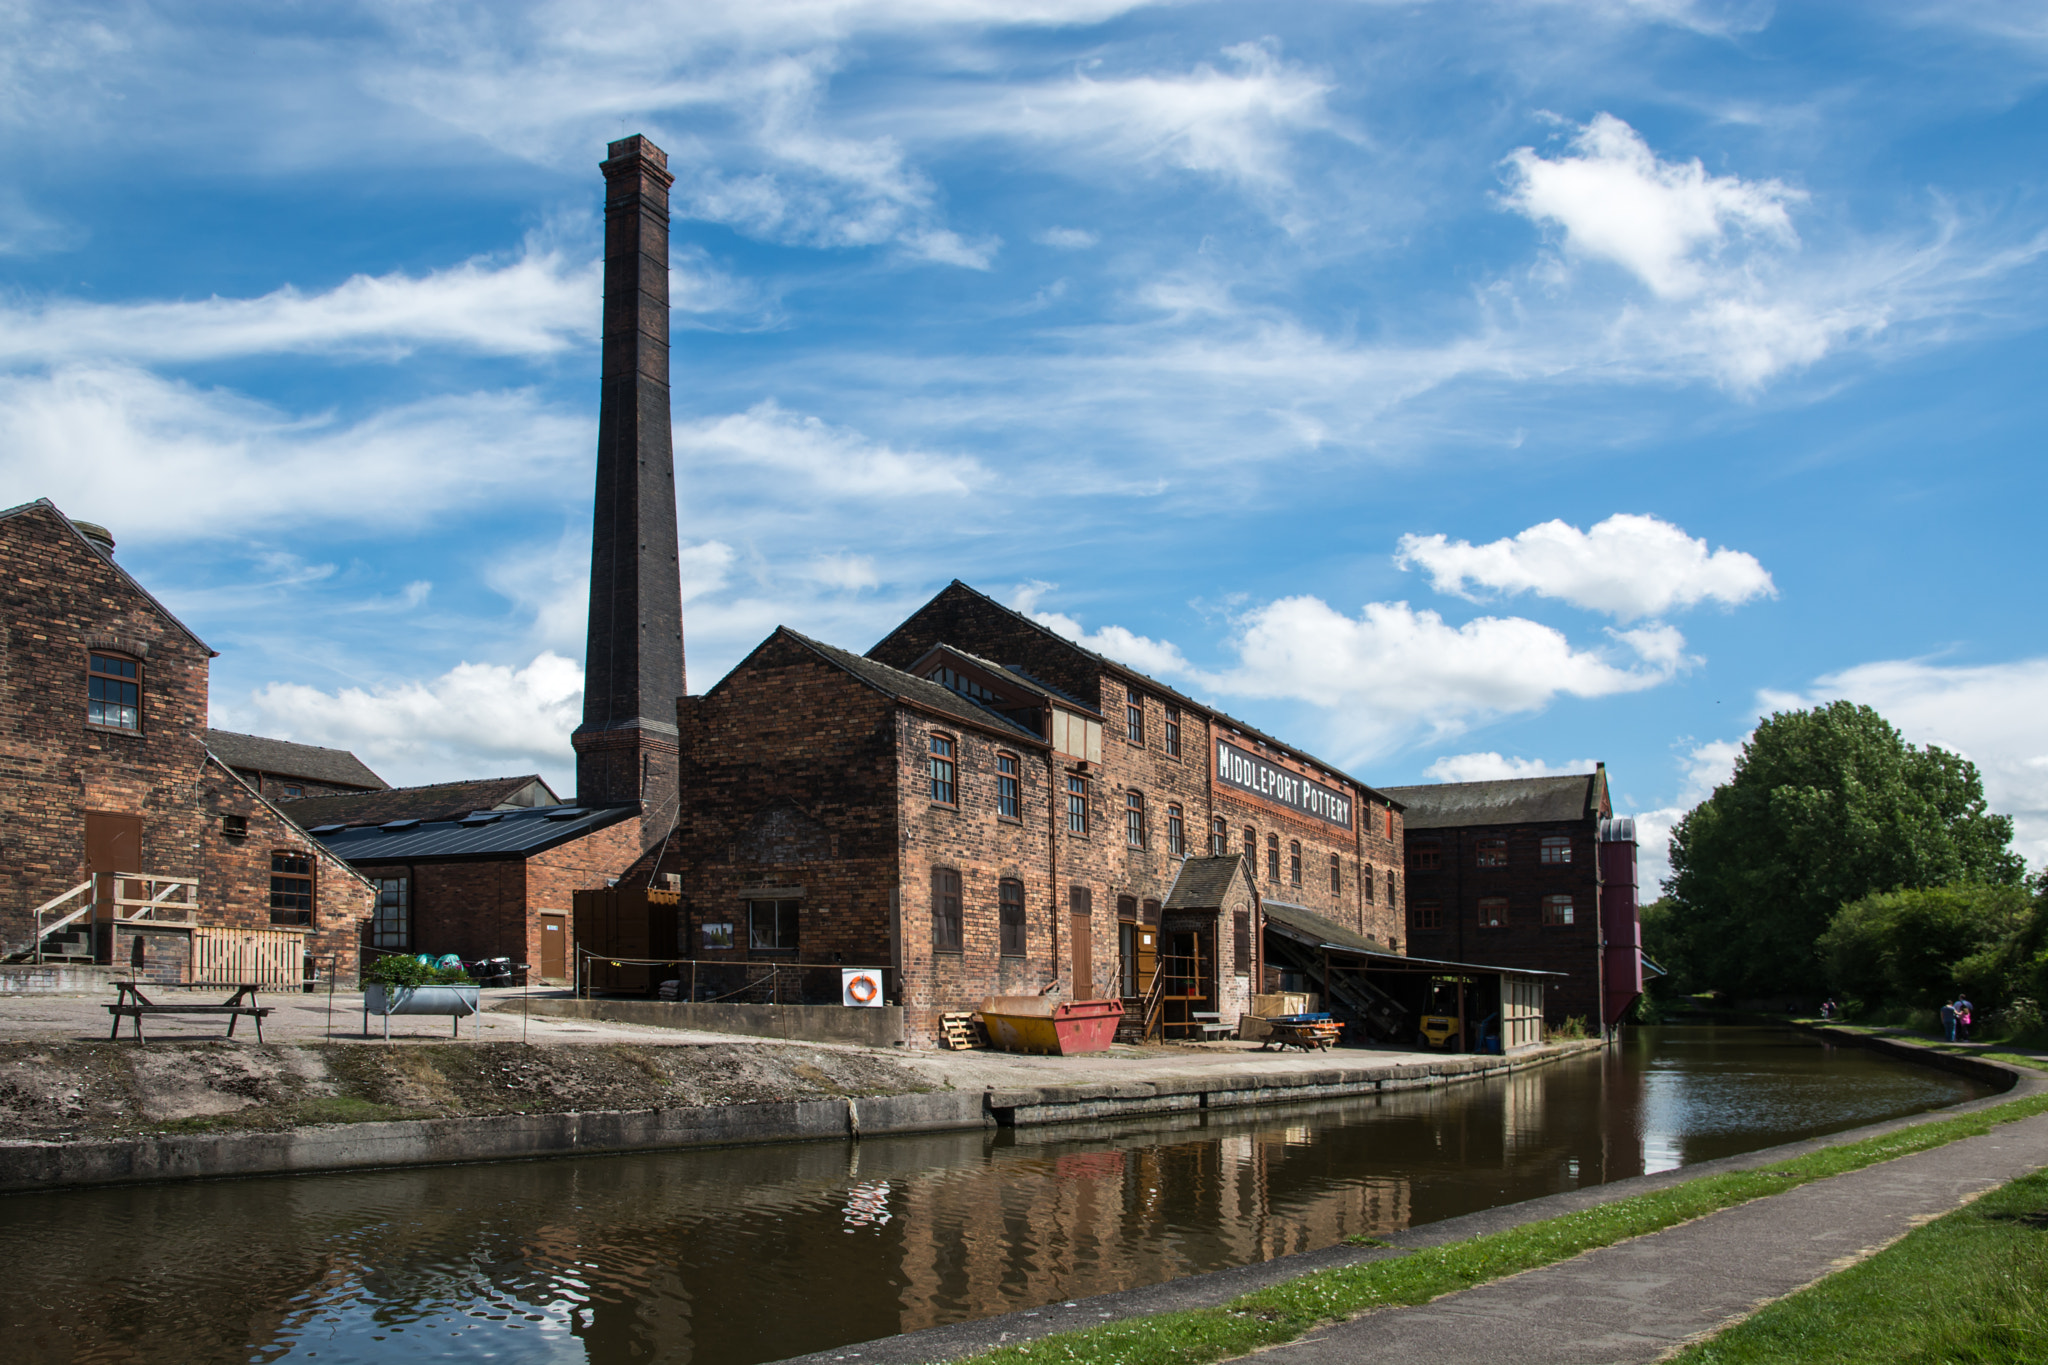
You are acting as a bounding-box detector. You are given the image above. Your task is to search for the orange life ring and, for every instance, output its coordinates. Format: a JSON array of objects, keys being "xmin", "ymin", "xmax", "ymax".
[{"xmin": 848, "ymin": 973, "xmax": 879, "ymax": 1004}]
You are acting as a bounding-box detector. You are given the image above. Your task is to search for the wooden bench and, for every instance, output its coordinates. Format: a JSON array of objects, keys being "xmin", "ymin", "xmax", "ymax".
[
  {"xmin": 107, "ymin": 983, "xmax": 272, "ymax": 1042},
  {"xmin": 1190, "ymin": 1011, "xmax": 1235, "ymax": 1040}
]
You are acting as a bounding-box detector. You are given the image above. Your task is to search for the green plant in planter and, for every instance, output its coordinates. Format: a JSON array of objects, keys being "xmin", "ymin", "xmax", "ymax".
[{"xmin": 364, "ymin": 955, "xmax": 474, "ymax": 987}]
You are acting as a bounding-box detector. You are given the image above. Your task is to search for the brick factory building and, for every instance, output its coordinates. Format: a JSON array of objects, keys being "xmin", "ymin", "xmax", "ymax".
[
  {"xmin": 1382, "ymin": 769, "xmax": 1642, "ymax": 1028},
  {"xmin": 626, "ymin": 584, "xmax": 1408, "ymax": 1046},
  {"xmin": 0, "ymin": 500, "xmax": 373, "ymax": 986},
  {"xmin": 204, "ymin": 728, "xmax": 388, "ymax": 803}
]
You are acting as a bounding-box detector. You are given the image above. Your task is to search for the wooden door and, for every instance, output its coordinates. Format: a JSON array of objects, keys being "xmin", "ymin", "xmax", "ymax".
[
  {"xmin": 1070, "ymin": 911, "xmax": 1092, "ymax": 999},
  {"xmin": 538, "ymin": 914, "xmax": 566, "ymax": 981},
  {"xmin": 84, "ymin": 811, "xmax": 142, "ymax": 923},
  {"xmin": 1137, "ymin": 927, "xmax": 1157, "ymax": 992}
]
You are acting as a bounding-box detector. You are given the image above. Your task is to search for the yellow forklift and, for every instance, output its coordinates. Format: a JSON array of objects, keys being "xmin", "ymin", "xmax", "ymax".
[{"xmin": 1417, "ymin": 976, "xmax": 1467, "ymax": 1051}]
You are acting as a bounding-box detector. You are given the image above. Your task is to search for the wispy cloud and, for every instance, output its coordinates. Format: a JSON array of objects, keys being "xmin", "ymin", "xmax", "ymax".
[
  {"xmin": 1423, "ymin": 751, "xmax": 1600, "ymax": 782},
  {"xmin": 678, "ymin": 399, "xmax": 988, "ymax": 498}
]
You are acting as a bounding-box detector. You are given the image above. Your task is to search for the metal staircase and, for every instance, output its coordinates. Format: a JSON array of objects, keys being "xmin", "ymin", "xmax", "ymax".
[{"xmin": 1263, "ymin": 936, "xmax": 1410, "ymax": 1044}]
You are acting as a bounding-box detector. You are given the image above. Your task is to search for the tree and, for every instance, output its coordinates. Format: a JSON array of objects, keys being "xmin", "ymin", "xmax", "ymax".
[
  {"xmin": 1817, "ymin": 884, "xmax": 2032, "ymax": 1011},
  {"xmin": 1664, "ymin": 701, "xmax": 2022, "ymax": 998}
]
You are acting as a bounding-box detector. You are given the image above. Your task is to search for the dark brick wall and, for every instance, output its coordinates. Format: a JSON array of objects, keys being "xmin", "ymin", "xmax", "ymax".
[
  {"xmin": 231, "ymin": 769, "xmax": 378, "ymax": 801},
  {"xmin": 1402, "ymin": 813, "xmax": 1608, "ymax": 1024},
  {"xmin": 0, "ymin": 504, "xmax": 369, "ymax": 976},
  {"xmin": 869, "ymin": 583, "xmax": 1107, "ymax": 709},
  {"xmin": 201, "ymin": 760, "xmax": 371, "ymax": 982}
]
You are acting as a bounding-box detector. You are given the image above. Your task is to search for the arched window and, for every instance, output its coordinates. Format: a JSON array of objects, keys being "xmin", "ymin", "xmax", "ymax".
[
  {"xmin": 996, "ymin": 752, "xmax": 1020, "ymax": 819},
  {"xmin": 1328, "ymin": 853, "xmax": 1341, "ymax": 893},
  {"xmin": 1266, "ymin": 834, "xmax": 1280, "ymax": 880},
  {"xmin": 999, "ymin": 879, "xmax": 1026, "ymax": 956},
  {"xmin": 931, "ymin": 867, "xmax": 963, "ymax": 950},
  {"xmin": 1125, "ymin": 790, "xmax": 1145, "ymax": 847},
  {"xmin": 1288, "ymin": 840, "xmax": 1302, "ymax": 885},
  {"xmin": 1167, "ymin": 804, "xmax": 1184, "ymax": 856}
]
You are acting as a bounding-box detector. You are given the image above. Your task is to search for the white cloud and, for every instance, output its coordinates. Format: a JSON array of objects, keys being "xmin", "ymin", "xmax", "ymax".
[
  {"xmin": 678, "ymin": 400, "xmax": 986, "ymax": 498},
  {"xmin": 488, "ymin": 530, "xmax": 738, "ymax": 653},
  {"xmin": 0, "ymin": 366, "xmax": 583, "ymax": 544},
  {"xmin": 1631, "ymin": 734, "xmax": 1745, "ymax": 892},
  {"xmin": 1424, "ymin": 752, "xmax": 1599, "ymax": 782},
  {"xmin": 1010, "ymin": 581, "xmax": 1195, "ymax": 678},
  {"xmin": 1035, "ymin": 226, "xmax": 1099, "ymax": 248},
  {"xmin": 1504, "ymin": 113, "xmax": 1802, "ymax": 300},
  {"xmin": 1206, "ymin": 596, "xmax": 1690, "ymax": 751},
  {"xmin": 243, "ymin": 652, "xmax": 585, "ymax": 790},
  {"xmin": 1396, "ymin": 513, "xmax": 1776, "ymax": 622},
  {"xmin": 1793, "ymin": 657, "xmax": 2048, "ymax": 871},
  {"xmin": 964, "ymin": 42, "xmax": 1337, "ymax": 192}
]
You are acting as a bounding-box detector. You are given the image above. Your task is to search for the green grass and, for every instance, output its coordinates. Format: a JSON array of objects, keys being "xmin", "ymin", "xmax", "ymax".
[
  {"xmin": 958, "ymin": 1092, "xmax": 2048, "ymax": 1365},
  {"xmin": 1672, "ymin": 1168, "xmax": 2048, "ymax": 1364}
]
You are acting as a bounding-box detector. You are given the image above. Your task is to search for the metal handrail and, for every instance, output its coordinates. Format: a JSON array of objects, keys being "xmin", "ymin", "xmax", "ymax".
[{"xmin": 30, "ymin": 880, "xmax": 93, "ymax": 963}]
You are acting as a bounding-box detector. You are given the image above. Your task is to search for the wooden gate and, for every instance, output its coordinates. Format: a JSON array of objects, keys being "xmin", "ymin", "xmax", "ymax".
[{"xmin": 191, "ymin": 926, "xmax": 307, "ymax": 986}]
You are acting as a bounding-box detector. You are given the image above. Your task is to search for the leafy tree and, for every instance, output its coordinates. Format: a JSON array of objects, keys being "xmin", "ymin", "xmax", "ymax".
[
  {"xmin": 1817, "ymin": 884, "xmax": 2032, "ymax": 1010},
  {"xmin": 1664, "ymin": 701, "xmax": 2021, "ymax": 998}
]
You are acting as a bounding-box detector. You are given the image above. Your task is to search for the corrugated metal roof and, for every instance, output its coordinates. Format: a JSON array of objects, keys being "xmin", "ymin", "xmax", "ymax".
[
  {"xmin": 204, "ymin": 728, "xmax": 388, "ymax": 790},
  {"xmin": 1379, "ymin": 774, "xmax": 1599, "ymax": 830},
  {"xmin": 1261, "ymin": 897, "xmax": 1563, "ymax": 976},
  {"xmin": 312, "ymin": 802, "xmax": 637, "ymax": 863}
]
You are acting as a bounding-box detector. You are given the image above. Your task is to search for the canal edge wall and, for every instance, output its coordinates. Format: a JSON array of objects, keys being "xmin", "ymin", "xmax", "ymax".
[
  {"xmin": 0, "ymin": 1039, "xmax": 1602, "ymax": 1193},
  {"xmin": 1795, "ymin": 1022, "xmax": 2024, "ymax": 1091}
]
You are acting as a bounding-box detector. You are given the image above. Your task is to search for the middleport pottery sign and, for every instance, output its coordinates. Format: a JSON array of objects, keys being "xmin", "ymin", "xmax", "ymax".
[{"xmin": 1214, "ymin": 740, "xmax": 1352, "ymax": 830}]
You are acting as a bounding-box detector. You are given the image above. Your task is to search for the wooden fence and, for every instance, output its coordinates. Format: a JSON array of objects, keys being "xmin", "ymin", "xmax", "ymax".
[{"xmin": 191, "ymin": 926, "xmax": 308, "ymax": 986}]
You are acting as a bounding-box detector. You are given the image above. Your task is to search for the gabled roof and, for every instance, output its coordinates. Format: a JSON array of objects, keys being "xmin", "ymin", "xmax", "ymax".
[
  {"xmin": 284, "ymin": 775, "xmax": 559, "ymax": 829},
  {"xmin": 907, "ymin": 641, "xmax": 1104, "ymax": 716},
  {"xmin": 311, "ymin": 802, "xmax": 637, "ymax": 863},
  {"xmin": 1164, "ymin": 855, "xmax": 1254, "ymax": 910},
  {"xmin": 1380, "ymin": 773, "xmax": 1603, "ymax": 830},
  {"xmin": 875, "ymin": 580, "xmax": 1398, "ymax": 807},
  {"xmin": 0, "ymin": 499, "xmax": 213, "ymax": 654},
  {"xmin": 204, "ymin": 729, "xmax": 388, "ymax": 790},
  {"xmin": 732, "ymin": 628, "xmax": 1048, "ymax": 744},
  {"xmin": 205, "ymin": 755, "xmax": 377, "ymax": 893}
]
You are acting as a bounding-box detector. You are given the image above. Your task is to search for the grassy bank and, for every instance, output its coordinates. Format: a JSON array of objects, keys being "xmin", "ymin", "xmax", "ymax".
[
  {"xmin": 1673, "ymin": 1167, "xmax": 2048, "ymax": 1363},
  {"xmin": 959, "ymin": 1091, "xmax": 2048, "ymax": 1365}
]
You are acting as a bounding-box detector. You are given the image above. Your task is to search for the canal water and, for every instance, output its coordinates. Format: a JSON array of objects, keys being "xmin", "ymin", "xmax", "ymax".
[{"xmin": 2, "ymin": 1027, "xmax": 1989, "ymax": 1365}]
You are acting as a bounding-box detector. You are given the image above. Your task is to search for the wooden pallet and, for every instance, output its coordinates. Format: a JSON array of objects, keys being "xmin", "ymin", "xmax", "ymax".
[{"xmin": 940, "ymin": 1012, "xmax": 987, "ymax": 1050}]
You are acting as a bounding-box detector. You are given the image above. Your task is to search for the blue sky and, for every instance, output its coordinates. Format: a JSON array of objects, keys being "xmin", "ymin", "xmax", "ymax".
[{"xmin": 5, "ymin": 0, "xmax": 2046, "ymax": 885}]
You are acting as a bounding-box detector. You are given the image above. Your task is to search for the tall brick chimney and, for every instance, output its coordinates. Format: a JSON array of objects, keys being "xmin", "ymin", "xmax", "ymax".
[{"xmin": 572, "ymin": 134, "xmax": 684, "ymax": 835}]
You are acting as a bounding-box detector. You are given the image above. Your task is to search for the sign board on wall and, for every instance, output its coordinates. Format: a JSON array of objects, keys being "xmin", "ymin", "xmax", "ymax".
[
  {"xmin": 842, "ymin": 968, "xmax": 885, "ymax": 1007},
  {"xmin": 1214, "ymin": 739, "xmax": 1353, "ymax": 830}
]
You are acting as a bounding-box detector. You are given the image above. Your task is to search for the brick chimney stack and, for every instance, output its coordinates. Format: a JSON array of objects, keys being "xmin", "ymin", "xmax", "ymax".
[{"xmin": 572, "ymin": 134, "xmax": 683, "ymax": 835}]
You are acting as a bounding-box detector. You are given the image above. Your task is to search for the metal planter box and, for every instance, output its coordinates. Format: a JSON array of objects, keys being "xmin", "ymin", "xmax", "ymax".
[{"xmin": 363, "ymin": 982, "xmax": 482, "ymax": 1038}]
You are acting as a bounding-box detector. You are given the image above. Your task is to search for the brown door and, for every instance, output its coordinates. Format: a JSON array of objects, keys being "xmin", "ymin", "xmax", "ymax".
[
  {"xmin": 539, "ymin": 914, "xmax": 566, "ymax": 981},
  {"xmin": 1069, "ymin": 886, "xmax": 1093, "ymax": 998},
  {"xmin": 1137, "ymin": 928, "xmax": 1157, "ymax": 992},
  {"xmin": 84, "ymin": 811, "xmax": 143, "ymax": 923}
]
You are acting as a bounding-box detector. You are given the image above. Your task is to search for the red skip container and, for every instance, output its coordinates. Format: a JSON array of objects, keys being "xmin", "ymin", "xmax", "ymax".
[{"xmin": 979, "ymin": 997, "xmax": 1125, "ymax": 1055}]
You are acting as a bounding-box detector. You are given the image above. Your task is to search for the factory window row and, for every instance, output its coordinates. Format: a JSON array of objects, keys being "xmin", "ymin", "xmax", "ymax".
[
  {"xmin": 930, "ymin": 866, "xmax": 1029, "ymax": 958},
  {"xmin": 1410, "ymin": 835, "xmax": 1575, "ymax": 870},
  {"xmin": 1120, "ymin": 686, "xmax": 1185, "ymax": 759},
  {"xmin": 1430, "ymin": 893, "xmax": 1579, "ymax": 930},
  {"xmin": 927, "ymin": 731, "xmax": 1026, "ymax": 823}
]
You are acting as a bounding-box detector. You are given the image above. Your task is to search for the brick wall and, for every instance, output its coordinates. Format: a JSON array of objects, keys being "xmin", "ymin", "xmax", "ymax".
[
  {"xmin": 1402, "ymin": 817, "xmax": 1605, "ymax": 1023},
  {"xmin": 0, "ymin": 504, "xmax": 370, "ymax": 975},
  {"xmin": 201, "ymin": 759, "xmax": 371, "ymax": 983}
]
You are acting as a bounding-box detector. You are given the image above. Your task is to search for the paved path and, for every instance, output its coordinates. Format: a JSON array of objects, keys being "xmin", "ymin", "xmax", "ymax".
[{"xmin": 1224, "ymin": 1109, "xmax": 2048, "ymax": 1365}]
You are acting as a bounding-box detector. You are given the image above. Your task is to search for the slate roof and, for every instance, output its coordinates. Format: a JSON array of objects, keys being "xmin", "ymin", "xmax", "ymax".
[
  {"xmin": 1378, "ymin": 774, "xmax": 1602, "ymax": 830},
  {"xmin": 760, "ymin": 629, "xmax": 1048, "ymax": 743},
  {"xmin": 907, "ymin": 641, "xmax": 1104, "ymax": 716},
  {"xmin": 0, "ymin": 499, "xmax": 213, "ymax": 654},
  {"xmin": 1262, "ymin": 898, "xmax": 1561, "ymax": 975},
  {"xmin": 284, "ymin": 775, "xmax": 560, "ymax": 829},
  {"xmin": 876, "ymin": 581, "xmax": 1398, "ymax": 807},
  {"xmin": 1164, "ymin": 855, "xmax": 1253, "ymax": 910},
  {"xmin": 311, "ymin": 802, "xmax": 637, "ymax": 863},
  {"xmin": 204, "ymin": 729, "xmax": 388, "ymax": 790}
]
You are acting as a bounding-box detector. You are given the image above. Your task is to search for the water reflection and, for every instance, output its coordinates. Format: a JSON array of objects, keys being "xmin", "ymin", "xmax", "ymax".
[{"xmin": 0, "ymin": 1027, "xmax": 1986, "ymax": 1365}]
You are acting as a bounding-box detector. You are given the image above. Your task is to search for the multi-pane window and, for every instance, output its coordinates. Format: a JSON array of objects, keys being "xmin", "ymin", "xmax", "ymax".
[
  {"xmin": 88, "ymin": 653, "xmax": 140, "ymax": 730},
  {"xmin": 1478, "ymin": 897, "xmax": 1509, "ymax": 928},
  {"xmin": 1289, "ymin": 840, "xmax": 1302, "ymax": 885},
  {"xmin": 1329, "ymin": 853, "xmax": 1341, "ymax": 893},
  {"xmin": 269, "ymin": 851, "xmax": 314, "ymax": 926},
  {"xmin": 1126, "ymin": 688, "xmax": 1145, "ymax": 745},
  {"xmin": 1412, "ymin": 900, "xmax": 1442, "ymax": 929},
  {"xmin": 1266, "ymin": 834, "xmax": 1280, "ymax": 880},
  {"xmin": 1477, "ymin": 838, "xmax": 1509, "ymax": 867},
  {"xmin": 279, "ymin": 784, "xmax": 304, "ymax": 799},
  {"xmin": 1125, "ymin": 790, "xmax": 1145, "ymax": 847},
  {"xmin": 996, "ymin": 752, "xmax": 1020, "ymax": 819},
  {"xmin": 1164, "ymin": 706, "xmax": 1181, "ymax": 757},
  {"xmin": 929, "ymin": 734, "xmax": 956, "ymax": 805},
  {"xmin": 1210, "ymin": 816, "xmax": 1227, "ymax": 854},
  {"xmin": 931, "ymin": 869, "xmax": 963, "ymax": 951},
  {"xmin": 1544, "ymin": 894, "xmax": 1576, "ymax": 926},
  {"xmin": 371, "ymin": 876, "xmax": 409, "ymax": 949},
  {"xmin": 1410, "ymin": 843, "xmax": 1442, "ymax": 871},
  {"xmin": 1387, "ymin": 869, "xmax": 1398, "ymax": 907},
  {"xmin": 749, "ymin": 898, "xmax": 800, "ymax": 950},
  {"xmin": 1067, "ymin": 775, "xmax": 1089, "ymax": 833},
  {"xmin": 1363, "ymin": 863, "xmax": 1375, "ymax": 902},
  {"xmin": 1243, "ymin": 826, "xmax": 1256, "ymax": 864},
  {"xmin": 999, "ymin": 878, "xmax": 1026, "ymax": 956},
  {"xmin": 1167, "ymin": 804, "xmax": 1185, "ymax": 856},
  {"xmin": 1540, "ymin": 836, "xmax": 1571, "ymax": 865}
]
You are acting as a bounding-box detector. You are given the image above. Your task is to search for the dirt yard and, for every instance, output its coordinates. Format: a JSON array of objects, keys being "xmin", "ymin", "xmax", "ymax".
[{"xmin": 0, "ymin": 1039, "xmax": 936, "ymax": 1143}]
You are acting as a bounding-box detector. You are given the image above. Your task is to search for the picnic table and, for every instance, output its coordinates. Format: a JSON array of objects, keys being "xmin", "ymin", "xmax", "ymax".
[
  {"xmin": 1262, "ymin": 1013, "xmax": 1343, "ymax": 1052},
  {"xmin": 107, "ymin": 982, "xmax": 272, "ymax": 1042}
]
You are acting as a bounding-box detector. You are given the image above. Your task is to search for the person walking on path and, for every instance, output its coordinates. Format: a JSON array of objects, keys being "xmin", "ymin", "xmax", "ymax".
[
  {"xmin": 1955, "ymin": 997, "xmax": 1973, "ymax": 1043},
  {"xmin": 1941, "ymin": 1000, "xmax": 1957, "ymax": 1042}
]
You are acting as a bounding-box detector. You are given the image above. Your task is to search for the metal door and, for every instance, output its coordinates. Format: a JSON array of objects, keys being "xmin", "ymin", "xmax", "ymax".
[{"xmin": 539, "ymin": 914, "xmax": 566, "ymax": 980}]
